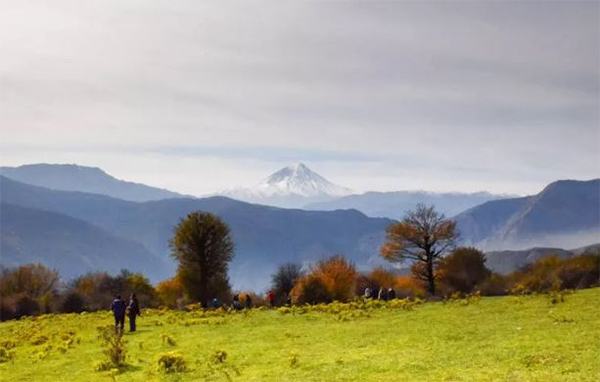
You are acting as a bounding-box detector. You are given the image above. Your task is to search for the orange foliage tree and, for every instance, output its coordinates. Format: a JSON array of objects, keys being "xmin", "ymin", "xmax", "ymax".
[
  {"xmin": 380, "ymin": 204, "xmax": 458, "ymax": 295},
  {"xmin": 312, "ymin": 255, "xmax": 358, "ymax": 302},
  {"xmin": 156, "ymin": 275, "xmax": 185, "ymax": 308}
]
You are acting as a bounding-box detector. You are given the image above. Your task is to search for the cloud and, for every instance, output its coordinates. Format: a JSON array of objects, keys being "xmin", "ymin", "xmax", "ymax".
[{"xmin": 0, "ymin": 0, "xmax": 598, "ymax": 195}]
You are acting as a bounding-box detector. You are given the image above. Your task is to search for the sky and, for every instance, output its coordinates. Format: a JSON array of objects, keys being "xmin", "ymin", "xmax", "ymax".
[{"xmin": 1, "ymin": 0, "xmax": 598, "ymax": 197}]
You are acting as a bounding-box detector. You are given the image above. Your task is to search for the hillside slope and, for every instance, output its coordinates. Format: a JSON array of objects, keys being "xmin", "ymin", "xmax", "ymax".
[
  {"xmin": 0, "ymin": 163, "xmax": 186, "ymax": 202},
  {"xmin": 0, "ymin": 203, "xmax": 166, "ymax": 280},
  {"xmin": 454, "ymin": 179, "xmax": 600, "ymax": 250},
  {"xmin": 0, "ymin": 176, "xmax": 392, "ymax": 289}
]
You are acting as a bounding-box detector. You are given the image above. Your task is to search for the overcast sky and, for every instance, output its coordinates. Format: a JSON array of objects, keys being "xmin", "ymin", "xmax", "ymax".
[{"xmin": 1, "ymin": 0, "xmax": 598, "ymax": 196}]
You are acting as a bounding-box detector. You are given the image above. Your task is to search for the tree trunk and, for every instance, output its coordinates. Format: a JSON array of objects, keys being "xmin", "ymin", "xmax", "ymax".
[{"xmin": 426, "ymin": 259, "xmax": 436, "ymax": 296}]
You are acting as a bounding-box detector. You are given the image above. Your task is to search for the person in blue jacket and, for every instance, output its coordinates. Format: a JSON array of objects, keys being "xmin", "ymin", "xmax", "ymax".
[{"xmin": 111, "ymin": 295, "xmax": 127, "ymax": 333}]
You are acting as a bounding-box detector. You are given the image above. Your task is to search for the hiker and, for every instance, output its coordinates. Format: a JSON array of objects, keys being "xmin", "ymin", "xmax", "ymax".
[
  {"xmin": 127, "ymin": 293, "xmax": 141, "ymax": 332},
  {"xmin": 245, "ymin": 294, "xmax": 252, "ymax": 309},
  {"xmin": 285, "ymin": 295, "xmax": 292, "ymax": 307},
  {"xmin": 111, "ymin": 295, "xmax": 126, "ymax": 333},
  {"xmin": 267, "ymin": 290, "xmax": 275, "ymax": 307},
  {"xmin": 211, "ymin": 298, "xmax": 219, "ymax": 309},
  {"xmin": 378, "ymin": 287, "xmax": 388, "ymax": 301},
  {"xmin": 364, "ymin": 287, "xmax": 372, "ymax": 299},
  {"xmin": 232, "ymin": 294, "xmax": 241, "ymax": 310},
  {"xmin": 370, "ymin": 288, "xmax": 378, "ymax": 299},
  {"xmin": 388, "ymin": 288, "xmax": 396, "ymax": 300}
]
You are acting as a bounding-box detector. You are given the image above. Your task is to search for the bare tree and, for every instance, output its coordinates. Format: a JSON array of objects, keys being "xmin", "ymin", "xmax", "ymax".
[{"xmin": 380, "ymin": 204, "xmax": 458, "ymax": 295}]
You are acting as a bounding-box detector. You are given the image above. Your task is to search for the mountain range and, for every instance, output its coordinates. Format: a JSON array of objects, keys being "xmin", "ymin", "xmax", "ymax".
[
  {"xmin": 0, "ymin": 164, "xmax": 186, "ymax": 202},
  {"xmin": 0, "ymin": 176, "xmax": 391, "ymax": 289},
  {"xmin": 454, "ymin": 179, "xmax": 600, "ymax": 250},
  {"xmin": 0, "ymin": 163, "xmax": 598, "ymax": 290}
]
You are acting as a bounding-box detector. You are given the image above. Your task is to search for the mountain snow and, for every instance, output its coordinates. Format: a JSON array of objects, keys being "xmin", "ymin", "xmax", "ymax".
[{"xmin": 219, "ymin": 163, "xmax": 352, "ymax": 208}]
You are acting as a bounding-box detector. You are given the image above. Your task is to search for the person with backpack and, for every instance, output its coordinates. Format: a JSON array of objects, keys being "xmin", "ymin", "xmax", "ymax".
[
  {"xmin": 232, "ymin": 294, "xmax": 241, "ymax": 310},
  {"xmin": 127, "ymin": 293, "xmax": 141, "ymax": 332},
  {"xmin": 245, "ymin": 294, "xmax": 252, "ymax": 309},
  {"xmin": 111, "ymin": 295, "xmax": 126, "ymax": 333}
]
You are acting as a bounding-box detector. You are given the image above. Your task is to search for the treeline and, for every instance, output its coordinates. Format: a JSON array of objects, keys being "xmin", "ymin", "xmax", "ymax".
[
  {"xmin": 1, "ymin": 247, "xmax": 598, "ymax": 321},
  {"xmin": 1, "ymin": 207, "xmax": 598, "ymax": 321}
]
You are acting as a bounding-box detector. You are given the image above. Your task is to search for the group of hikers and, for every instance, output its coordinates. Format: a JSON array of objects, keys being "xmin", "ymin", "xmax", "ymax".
[
  {"xmin": 110, "ymin": 293, "xmax": 141, "ymax": 333},
  {"xmin": 364, "ymin": 287, "xmax": 396, "ymax": 301},
  {"xmin": 110, "ymin": 288, "xmax": 395, "ymax": 332}
]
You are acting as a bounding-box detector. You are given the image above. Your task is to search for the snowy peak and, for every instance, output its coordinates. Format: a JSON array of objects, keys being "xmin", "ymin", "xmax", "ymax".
[
  {"xmin": 257, "ymin": 163, "xmax": 351, "ymax": 198},
  {"xmin": 219, "ymin": 163, "xmax": 352, "ymax": 208}
]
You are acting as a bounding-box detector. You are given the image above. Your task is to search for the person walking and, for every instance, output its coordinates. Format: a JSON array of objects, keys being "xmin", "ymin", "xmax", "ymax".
[
  {"xmin": 127, "ymin": 293, "xmax": 141, "ymax": 332},
  {"xmin": 111, "ymin": 295, "xmax": 126, "ymax": 334},
  {"xmin": 232, "ymin": 294, "xmax": 241, "ymax": 310},
  {"xmin": 388, "ymin": 288, "xmax": 396, "ymax": 300},
  {"xmin": 266, "ymin": 290, "xmax": 275, "ymax": 307},
  {"xmin": 245, "ymin": 294, "xmax": 252, "ymax": 309},
  {"xmin": 364, "ymin": 287, "xmax": 372, "ymax": 299},
  {"xmin": 378, "ymin": 287, "xmax": 388, "ymax": 301}
]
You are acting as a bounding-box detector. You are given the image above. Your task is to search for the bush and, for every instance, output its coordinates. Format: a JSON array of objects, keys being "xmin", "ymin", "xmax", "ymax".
[
  {"xmin": 14, "ymin": 295, "xmax": 40, "ymax": 318},
  {"xmin": 157, "ymin": 351, "xmax": 187, "ymax": 373},
  {"xmin": 96, "ymin": 326, "xmax": 127, "ymax": 370},
  {"xmin": 557, "ymin": 254, "xmax": 599, "ymax": 289},
  {"xmin": 479, "ymin": 273, "xmax": 509, "ymax": 296},
  {"xmin": 437, "ymin": 247, "xmax": 491, "ymax": 295},
  {"xmin": 62, "ymin": 292, "xmax": 86, "ymax": 313},
  {"xmin": 0, "ymin": 298, "xmax": 15, "ymax": 321},
  {"xmin": 312, "ymin": 255, "xmax": 358, "ymax": 302},
  {"xmin": 394, "ymin": 276, "xmax": 426, "ymax": 299},
  {"xmin": 290, "ymin": 275, "xmax": 331, "ymax": 305},
  {"xmin": 156, "ymin": 275, "xmax": 185, "ymax": 309}
]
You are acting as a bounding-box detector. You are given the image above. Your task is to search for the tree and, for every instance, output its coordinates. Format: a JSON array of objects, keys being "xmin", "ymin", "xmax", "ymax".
[
  {"xmin": 312, "ymin": 255, "xmax": 358, "ymax": 302},
  {"xmin": 437, "ymin": 247, "xmax": 491, "ymax": 294},
  {"xmin": 380, "ymin": 204, "xmax": 458, "ymax": 295},
  {"xmin": 170, "ymin": 212, "xmax": 234, "ymax": 307},
  {"xmin": 271, "ymin": 263, "xmax": 303, "ymax": 303},
  {"xmin": 0, "ymin": 263, "xmax": 60, "ymax": 298}
]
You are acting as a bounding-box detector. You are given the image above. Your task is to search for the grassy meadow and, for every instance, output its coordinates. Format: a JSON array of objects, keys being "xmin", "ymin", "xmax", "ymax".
[{"xmin": 1, "ymin": 289, "xmax": 599, "ymax": 382}]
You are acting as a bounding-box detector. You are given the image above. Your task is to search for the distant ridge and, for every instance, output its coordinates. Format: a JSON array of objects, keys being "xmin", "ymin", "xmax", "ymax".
[
  {"xmin": 455, "ymin": 179, "xmax": 600, "ymax": 250},
  {"xmin": 0, "ymin": 163, "xmax": 187, "ymax": 202}
]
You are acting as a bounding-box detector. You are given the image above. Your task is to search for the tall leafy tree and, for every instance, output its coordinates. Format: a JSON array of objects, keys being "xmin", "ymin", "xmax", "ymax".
[
  {"xmin": 380, "ymin": 204, "xmax": 458, "ymax": 295},
  {"xmin": 170, "ymin": 212, "xmax": 234, "ymax": 307}
]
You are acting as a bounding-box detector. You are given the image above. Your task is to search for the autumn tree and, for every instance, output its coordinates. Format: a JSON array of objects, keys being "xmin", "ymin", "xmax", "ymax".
[
  {"xmin": 312, "ymin": 255, "xmax": 358, "ymax": 302},
  {"xmin": 270, "ymin": 263, "xmax": 303, "ymax": 303},
  {"xmin": 437, "ymin": 247, "xmax": 491, "ymax": 294},
  {"xmin": 380, "ymin": 204, "xmax": 458, "ymax": 295},
  {"xmin": 170, "ymin": 212, "xmax": 234, "ymax": 307},
  {"xmin": 0, "ymin": 263, "xmax": 60, "ymax": 298}
]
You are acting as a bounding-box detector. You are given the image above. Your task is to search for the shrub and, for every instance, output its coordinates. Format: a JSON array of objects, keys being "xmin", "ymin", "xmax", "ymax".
[
  {"xmin": 557, "ymin": 254, "xmax": 600, "ymax": 289},
  {"xmin": 511, "ymin": 256, "xmax": 563, "ymax": 294},
  {"xmin": 96, "ymin": 326, "xmax": 127, "ymax": 370},
  {"xmin": 156, "ymin": 275, "xmax": 185, "ymax": 309},
  {"xmin": 479, "ymin": 273, "xmax": 509, "ymax": 296},
  {"xmin": 312, "ymin": 255, "xmax": 358, "ymax": 302},
  {"xmin": 0, "ymin": 297, "xmax": 15, "ymax": 321},
  {"xmin": 290, "ymin": 275, "xmax": 331, "ymax": 305},
  {"xmin": 14, "ymin": 295, "xmax": 40, "ymax": 318},
  {"xmin": 437, "ymin": 247, "xmax": 491, "ymax": 295},
  {"xmin": 394, "ymin": 276, "xmax": 426, "ymax": 299},
  {"xmin": 157, "ymin": 351, "xmax": 187, "ymax": 373},
  {"xmin": 62, "ymin": 292, "xmax": 86, "ymax": 313}
]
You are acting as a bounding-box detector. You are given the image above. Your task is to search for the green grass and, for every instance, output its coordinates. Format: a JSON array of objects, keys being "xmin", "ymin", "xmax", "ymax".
[{"xmin": 1, "ymin": 289, "xmax": 599, "ymax": 382}]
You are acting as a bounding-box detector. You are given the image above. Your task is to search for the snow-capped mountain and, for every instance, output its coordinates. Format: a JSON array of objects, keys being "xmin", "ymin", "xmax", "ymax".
[{"xmin": 220, "ymin": 163, "xmax": 352, "ymax": 208}]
